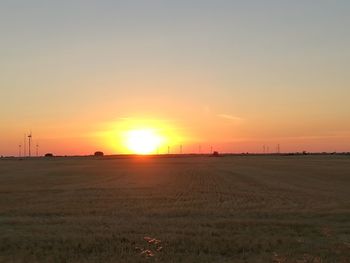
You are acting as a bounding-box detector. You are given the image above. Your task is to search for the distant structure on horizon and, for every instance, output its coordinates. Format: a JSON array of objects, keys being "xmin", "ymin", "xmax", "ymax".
[
  {"xmin": 23, "ymin": 134, "xmax": 26, "ymax": 157},
  {"xmin": 28, "ymin": 132, "xmax": 32, "ymax": 157},
  {"xmin": 94, "ymin": 151, "xmax": 104, "ymax": 157},
  {"xmin": 19, "ymin": 131, "xmax": 40, "ymax": 158}
]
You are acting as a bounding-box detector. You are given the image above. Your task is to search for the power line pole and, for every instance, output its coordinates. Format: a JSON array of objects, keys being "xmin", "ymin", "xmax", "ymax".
[
  {"xmin": 18, "ymin": 144, "xmax": 22, "ymax": 157},
  {"xmin": 167, "ymin": 146, "xmax": 170, "ymax": 155},
  {"xmin": 180, "ymin": 145, "xmax": 183, "ymax": 154},
  {"xmin": 36, "ymin": 143, "xmax": 39, "ymax": 157}
]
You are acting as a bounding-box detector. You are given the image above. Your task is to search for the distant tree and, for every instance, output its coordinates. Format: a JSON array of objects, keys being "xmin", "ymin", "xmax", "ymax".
[
  {"xmin": 94, "ymin": 151, "xmax": 104, "ymax": 157},
  {"xmin": 45, "ymin": 153, "xmax": 54, "ymax": 157},
  {"xmin": 212, "ymin": 151, "xmax": 219, "ymax": 157}
]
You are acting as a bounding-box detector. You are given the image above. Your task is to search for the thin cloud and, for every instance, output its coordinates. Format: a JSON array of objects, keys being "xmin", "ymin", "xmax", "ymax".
[{"xmin": 217, "ymin": 114, "xmax": 242, "ymax": 121}]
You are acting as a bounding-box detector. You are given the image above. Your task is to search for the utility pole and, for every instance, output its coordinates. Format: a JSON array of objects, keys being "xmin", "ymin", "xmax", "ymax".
[
  {"xmin": 18, "ymin": 144, "xmax": 22, "ymax": 157},
  {"xmin": 180, "ymin": 145, "xmax": 183, "ymax": 154},
  {"xmin": 167, "ymin": 146, "xmax": 170, "ymax": 155},
  {"xmin": 36, "ymin": 143, "xmax": 39, "ymax": 157}
]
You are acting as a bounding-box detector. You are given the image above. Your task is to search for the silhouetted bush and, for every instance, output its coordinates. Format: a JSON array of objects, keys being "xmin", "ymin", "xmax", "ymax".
[
  {"xmin": 45, "ymin": 153, "xmax": 54, "ymax": 157},
  {"xmin": 94, "ymin": 151, "xmax": 104, "ymax": 157}
]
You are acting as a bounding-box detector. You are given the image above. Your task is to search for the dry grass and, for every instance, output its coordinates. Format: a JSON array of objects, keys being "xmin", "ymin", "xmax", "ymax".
[{"xmin": 0, "ymin": 155, "xmax": 349, "ymax": 262}]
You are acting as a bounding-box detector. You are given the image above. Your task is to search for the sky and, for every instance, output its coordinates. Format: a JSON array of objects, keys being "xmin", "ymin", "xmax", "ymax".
[{"xmin": 1, "ymin": 0, "xmax": 350, "ymax": 155}]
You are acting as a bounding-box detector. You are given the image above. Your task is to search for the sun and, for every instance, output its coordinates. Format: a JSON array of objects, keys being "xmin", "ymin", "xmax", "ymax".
[
  {"xmin": 125, "ymin": 129, "xmax": 163, "ymax": 154},
  {"xmin": 104, "ymin": 118, "xmax": 182, "ymax": 154}
]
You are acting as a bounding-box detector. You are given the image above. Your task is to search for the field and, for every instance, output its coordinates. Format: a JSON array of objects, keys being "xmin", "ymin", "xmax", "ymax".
[{"xmin": 0, "ymin": 155, "xmax": 349, "ymax": 262}]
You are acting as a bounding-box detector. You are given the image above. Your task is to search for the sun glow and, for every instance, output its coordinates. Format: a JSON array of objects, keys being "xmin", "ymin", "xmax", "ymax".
[
  {"xmin": 102, "ymin": 118, "xmax": 185, "ymax": 154},
  {"xmin": 125, "ymin": 129, "xmax": 163, "ymax": 154}
]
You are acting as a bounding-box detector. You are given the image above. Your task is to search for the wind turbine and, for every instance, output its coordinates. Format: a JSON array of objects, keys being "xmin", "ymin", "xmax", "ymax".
[
  {"xmin": 18, "ymin": 144, "xmax": 22, "ymax": 157},
  {"xmin": 24, "ymin": 134, "xmax": 26, "ymax": 157},
  {"xmin": 28, "ymin": 132, "xmax": 32, "ymax": 157}
]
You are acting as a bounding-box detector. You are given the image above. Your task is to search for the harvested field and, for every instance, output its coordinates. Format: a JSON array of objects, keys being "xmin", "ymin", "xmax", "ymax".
[{"xmin": 0, "ymin": 155, "xmax": 349, "ymax": 262}]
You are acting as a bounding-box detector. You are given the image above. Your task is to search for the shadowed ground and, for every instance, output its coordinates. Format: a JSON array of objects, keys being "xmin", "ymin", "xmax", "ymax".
[{"xmin": 0, "ymin": 156, "xmax": 349, "ymax": 262}]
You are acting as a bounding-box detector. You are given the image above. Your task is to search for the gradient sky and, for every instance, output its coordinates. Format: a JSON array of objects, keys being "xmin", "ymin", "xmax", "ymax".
[{"xmin": 1, "ymin": 0, "xmax": 350, "ymax": 155}]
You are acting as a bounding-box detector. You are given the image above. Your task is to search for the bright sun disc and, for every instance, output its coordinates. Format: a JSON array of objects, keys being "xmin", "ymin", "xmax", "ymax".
[{"xmin": 125, "ymin": 129, "xmax": 162, "ymax": 154}]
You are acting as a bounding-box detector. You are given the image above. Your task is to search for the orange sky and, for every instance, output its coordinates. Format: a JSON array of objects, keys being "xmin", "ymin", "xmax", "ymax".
[{"xmin": 1, "ymin": 1, "xmax": 350, "ymax": 156}]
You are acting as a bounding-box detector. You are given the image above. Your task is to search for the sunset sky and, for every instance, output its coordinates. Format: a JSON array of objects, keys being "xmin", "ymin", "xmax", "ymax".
[{"xmin": 1, "ymin": 0, "xmax": 350, "ymax": 155}]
